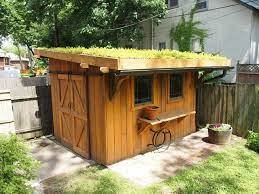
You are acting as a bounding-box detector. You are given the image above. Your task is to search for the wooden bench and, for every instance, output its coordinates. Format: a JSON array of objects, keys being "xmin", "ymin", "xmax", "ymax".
[{"xmin": 137, "ymin": 110, "xmax": 196, "ymax": 134}]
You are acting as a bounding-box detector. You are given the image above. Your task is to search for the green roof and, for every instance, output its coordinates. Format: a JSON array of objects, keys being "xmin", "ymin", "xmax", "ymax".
[{"xmin": 39, "ymin": 47, "xmax": 227, "ymax": 61}]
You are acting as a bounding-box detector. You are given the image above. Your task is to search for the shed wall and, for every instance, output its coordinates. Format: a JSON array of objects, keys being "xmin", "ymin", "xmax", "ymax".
[
  {"xmin": 48, "ymin": 59, "xmax": 197, "ymax": 164},
  {"xmin": 103, "ymin": 72, "xmax": 197, "ymax": 164}
]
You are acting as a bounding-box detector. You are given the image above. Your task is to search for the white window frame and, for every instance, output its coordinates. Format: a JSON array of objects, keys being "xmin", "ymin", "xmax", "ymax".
[
  {"xmin": 191, "ymin": 38, "xmax": 202, "ymax": 53},
  {"xmin": 195, "ymin": 0, "xmax": 208, "ymax": 12}
]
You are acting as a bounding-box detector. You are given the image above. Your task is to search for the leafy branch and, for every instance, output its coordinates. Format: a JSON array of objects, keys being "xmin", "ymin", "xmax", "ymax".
[{"xmin": 170, "ymin": 8, "xmax": 208, "ymax": 52}]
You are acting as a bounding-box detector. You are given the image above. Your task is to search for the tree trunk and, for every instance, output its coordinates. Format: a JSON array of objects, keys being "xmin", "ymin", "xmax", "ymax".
[
  {"xmin": 53, "ymin": 13, "xmax": 60, "ymax": 47},
  {"xmin": 15, "ymin": 44, "xmax": 24, "ymax": 70},
  {"xmin": 27, "ymin": 45, "xmax": 34, "ymax": 67}
]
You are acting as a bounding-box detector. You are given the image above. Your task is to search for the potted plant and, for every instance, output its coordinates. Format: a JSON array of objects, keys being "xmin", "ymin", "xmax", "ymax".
[
  {"xmin": 208, "ymin": 123, "xmax": 232, "ymax": 145},
  {"xmin": 143, "ymin": 106, "xmax": 159, "ymax": 120}
]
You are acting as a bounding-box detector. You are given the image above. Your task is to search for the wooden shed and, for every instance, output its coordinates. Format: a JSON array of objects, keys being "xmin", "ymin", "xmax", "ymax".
[{"xmin": 35, "ymin": 48, "xmax": 231, "ymax": 165}]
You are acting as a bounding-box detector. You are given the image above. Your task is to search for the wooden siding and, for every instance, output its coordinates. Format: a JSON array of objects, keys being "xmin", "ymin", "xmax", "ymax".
[
  {"xmin": 49, "ymin": 59, "xmax": 197, "ymax": 165},
  {"xmin": 103, "ymin": 72, "xmax": 197, "ymax": 164},
  {"xmin": 88, "ymin": 67, "xmax": 107, "ymax": 163}
]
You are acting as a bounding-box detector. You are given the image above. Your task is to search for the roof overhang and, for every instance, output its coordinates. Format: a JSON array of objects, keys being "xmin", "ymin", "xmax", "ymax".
[
  {"xmin": 237, "ymin": 0, "xmax": 259, "ymax": 12},
  {"xmin": 34, "ymin": 49, "xmax": 232, "ymax": 72},
  {"xmin": 114, "ymin": 66, "xmax": 234, "ymax": 76}
]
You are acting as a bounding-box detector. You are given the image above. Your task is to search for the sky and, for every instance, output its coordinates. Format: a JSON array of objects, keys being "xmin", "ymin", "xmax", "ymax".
[{"xmin": 1, "ymin": 37, "xmax": 14, "ymax": 48}]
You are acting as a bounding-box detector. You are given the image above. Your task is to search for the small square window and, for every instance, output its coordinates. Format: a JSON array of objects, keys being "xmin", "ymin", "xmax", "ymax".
[
  {"xmin": 195, "ymin": 0, "xmax": 207, "ymax": 11},
  {"xmin": 134, "ymin": 76, "xmax": 153, "ymax": 105},
  {"xmin": 159, "ymin": 42, "xmax": 166, "ymax": 50},
  {"xmin": 169, "ymin": 0, "xmax": 178, "ymax": 8},
  {"xmin": 192, "ymin": 38, "xmax": 202, "ymax": 53},
  {"xmin": 170, "ymin": 74, "xmax": 183, "ymax": 99}
]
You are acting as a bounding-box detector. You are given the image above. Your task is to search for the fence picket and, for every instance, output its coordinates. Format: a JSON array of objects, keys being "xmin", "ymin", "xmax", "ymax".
[{"xmin": 199, "ymin": 83, "xmax": 259, "ymax": 136}]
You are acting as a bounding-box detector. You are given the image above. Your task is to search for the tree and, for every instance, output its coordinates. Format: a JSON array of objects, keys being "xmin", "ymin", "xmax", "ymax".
[
  {"xmin": 170, "ymin": 8, "xmax": 208, "ymax": 52},
  {"xmin": 1, "ymin": 0, "xmax": 166, "ymax": 48},
  {"xmin": 0, "ymin": 134, "xmax": 39, "ymax": 194}
]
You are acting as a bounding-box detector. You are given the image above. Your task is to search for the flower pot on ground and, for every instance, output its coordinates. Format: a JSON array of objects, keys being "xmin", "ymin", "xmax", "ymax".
[
  {"xmin": 143, "ymin": 106, "xmax": 159, "ymax": 120},
  {"xmin": 208, "ymin": 123, "xmax": 232, "ymax": 145}
]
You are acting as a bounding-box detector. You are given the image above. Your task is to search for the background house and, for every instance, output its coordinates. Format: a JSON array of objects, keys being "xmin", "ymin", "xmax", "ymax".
[
  {"xmin": 135, "ymin": 0, "xmax": 259, "ymax": 83},
  {"xmin": 7, "ymin": 52, "xmax": 29, "ymax": 69},
  {"xmin": 0, "ymin": 49, "xmax": 10, "ymax": 70}
]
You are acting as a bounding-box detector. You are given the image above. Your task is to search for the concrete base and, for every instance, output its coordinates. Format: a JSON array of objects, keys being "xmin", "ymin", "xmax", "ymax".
[
  {"xmin": 108, "ymin": 129, "xmax": 241, "ymax": 186},
  {"xmin": 30, "ymin": 136, "xmax": 95, "ymax": 181}
]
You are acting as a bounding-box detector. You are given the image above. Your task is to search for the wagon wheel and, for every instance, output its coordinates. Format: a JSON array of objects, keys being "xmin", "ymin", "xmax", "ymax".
[{"xmin": 147, "ymin": 128, "xmax": 172, "ymax": 152}]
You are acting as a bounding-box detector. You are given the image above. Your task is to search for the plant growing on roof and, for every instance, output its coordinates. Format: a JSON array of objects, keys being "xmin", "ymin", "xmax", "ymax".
[{"xmin": 170, "ymin": 7, "xmax": 208, "ymax": 52}]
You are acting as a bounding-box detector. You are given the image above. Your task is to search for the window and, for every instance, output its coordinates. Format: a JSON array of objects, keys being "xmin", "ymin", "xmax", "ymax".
[
  {"xmin": 169, "ymin": 0, "xmax": 178, "ymax": 8},
  {"xmin": 169, "ymin": 74, "xmax": 183, "ymax": 99},
  {"xmin": 159, "ymin": 42, "xmax": 166, "ymax": 50},
  {"xmin": 134, "ymin": 75, "xmax": 153, "ymax": 105},
  {"xmin": 191, "ymin": 38, "xmax": 202, "ymax": 53},
  {"xmin": 195, "ymin": 0, "xmax": 207, "ymax": 11}
]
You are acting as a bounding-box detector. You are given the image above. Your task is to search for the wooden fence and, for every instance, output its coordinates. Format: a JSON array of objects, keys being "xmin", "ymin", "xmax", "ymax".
[
  {"xmin": 198, "ymin": 83, "xmax": 259, "ymax": 136},
  {"xmin": 237, "ymin": 64, "xmax": 259, "ymax": 84},
  {"xmin": 0, "ymin": 90, "xmax": 15, "ymax": 134},
  {"xmin": 0, "ymin": 77, "xmax": 52, "ymax": 138}
]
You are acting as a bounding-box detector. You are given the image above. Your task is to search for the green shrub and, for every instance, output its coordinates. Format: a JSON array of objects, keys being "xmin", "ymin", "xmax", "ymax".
[
  {"xmin": 246, "ymin": 131, "xmax": 259, "ymax": 153},
  {"xmin": 0, "ymin": 134, "xmax": 40, "ymax": 194}
]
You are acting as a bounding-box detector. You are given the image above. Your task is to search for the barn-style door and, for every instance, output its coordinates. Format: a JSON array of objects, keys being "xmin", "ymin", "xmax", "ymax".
[{"xmin": 57, "ymin": 74, "xmax": 89, "ymax": 158}]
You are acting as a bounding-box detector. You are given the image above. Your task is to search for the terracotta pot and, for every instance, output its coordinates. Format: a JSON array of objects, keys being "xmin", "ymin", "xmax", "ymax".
[
  {"xmin": 144, "ymin": 106, "xmax": 159, "ymax": 120},
  {"xmin": 208, "ymin": 125, "xmax": 232, "ymax": 145}
]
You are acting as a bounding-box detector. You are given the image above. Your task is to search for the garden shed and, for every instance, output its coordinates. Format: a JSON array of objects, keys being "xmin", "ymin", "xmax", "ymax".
[{"xmin": 35, "ymin": 48, "xmax": 231, "ymax": 165}]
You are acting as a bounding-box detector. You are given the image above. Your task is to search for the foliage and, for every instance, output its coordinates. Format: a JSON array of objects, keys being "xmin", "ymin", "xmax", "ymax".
[
  {"xmin": 2, "ymin": 45, "xmax": 27, "ymax": 57},
  {"xmin": 20, "ymin": 58, "xmax": 48, "ymax": 77},
  {"xmin": 170, "ymin": 8, "xmax": 208, "ymax": 52},
  {"xmin": 40, "ymin": 47, "xmax": 228, "ymax": 60},
  {"xmin": 148, "ymin": 140, "xmax": 259, "ymax": 193},
  {"xmin": 0, "ymin": 134, "xmax": 40, "ymax": 194},
  {"xmin": 1, "ymin": 0, "xmax": 167, "ymax": 48},
  {"xmin": 209, "ymin": 123, "xmax": 232, "ymax": 131},
  {"xmin": 33, "ymin": 58, "xmax": 48, "ymax": 69},
  {"xmin": 42, "ymin": 165, "xmax": 139, "ymax": 194},
  {"xmin": 199, "ymin": 70, "xmax": 227, "ymax": 83},
  {"xmin": 42, "ymin": 140, "xmax": 259, "ymax": 194},
  {"xmin": 246, "ymin": 131, "xmax": 259, "ymax": 153},
  {"xmin": 0, "ymin": 0, "xmax": 42, "ymax": 48}
]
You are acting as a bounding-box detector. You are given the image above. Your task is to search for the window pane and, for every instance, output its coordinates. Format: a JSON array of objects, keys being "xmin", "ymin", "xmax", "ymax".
[
  {"xmin": 170, "ymin": 0, "xmax": 178, "ymax": 8},
  {"xmin": 135, "ymin": 76, "xmax": 153, "ymax": 105},
  {"xmin": 159, "ymin": 42, "xmax": 166, "ymax": 50},
  {"xmin": 196, "ymin": 0, "xmax": 207, "ymax": 10},
  {"xmin": 170, "ymin": 74, "xmax": 183, "ymax": 98}
]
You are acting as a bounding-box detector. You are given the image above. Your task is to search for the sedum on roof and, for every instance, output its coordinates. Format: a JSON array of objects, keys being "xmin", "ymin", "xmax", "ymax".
[
  {"xmin": 35, "ymin": 47, "xmax": 231, "ymax": 71},
  {"xmin": 38, "ymin": 47, "xmax": 227, "ymax": 60}
]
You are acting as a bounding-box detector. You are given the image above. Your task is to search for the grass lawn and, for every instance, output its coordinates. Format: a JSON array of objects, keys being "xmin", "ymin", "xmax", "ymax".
[{"xmin": 42, "ymin": 140, "xmax": 259, "ymax": 194}]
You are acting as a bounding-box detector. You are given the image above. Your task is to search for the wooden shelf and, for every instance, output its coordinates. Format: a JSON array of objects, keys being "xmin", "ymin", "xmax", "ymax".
[{"xmin": 137, "ymin": 110, "xmax": 196, "ymax": 134}]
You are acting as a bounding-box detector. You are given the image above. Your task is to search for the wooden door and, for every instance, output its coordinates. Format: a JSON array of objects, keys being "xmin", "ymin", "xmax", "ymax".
[
  {"xmin": 57, "ymin": 74, "xmax": 89, "ymax": 158},
  {"xmin": 70, "ymin": 75, "xmax": 89, "ymax": 158},
  {"xmin": 58, "ymin": 74, "xmax": 73, "ymax": 148}
]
